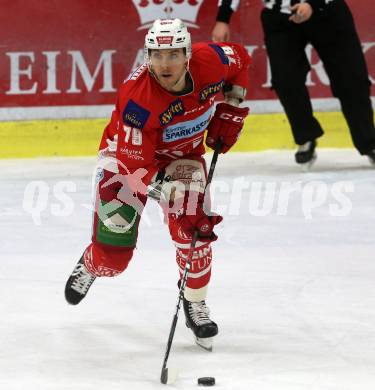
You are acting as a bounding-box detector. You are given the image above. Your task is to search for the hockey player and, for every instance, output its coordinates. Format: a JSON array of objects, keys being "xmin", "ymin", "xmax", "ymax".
[{"xmin": 65, "ymin": 19, "xmax": 250, "ymax": 349}]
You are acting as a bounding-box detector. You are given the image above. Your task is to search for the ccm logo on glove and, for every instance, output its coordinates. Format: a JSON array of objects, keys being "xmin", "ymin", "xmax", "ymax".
[
  {"xmin": 219, "ymin": 113, "xmax": 245, "ymax": 123},
  {"xmin": 206, "ymin": 102, "xmax": 249, "ymax": 154}
]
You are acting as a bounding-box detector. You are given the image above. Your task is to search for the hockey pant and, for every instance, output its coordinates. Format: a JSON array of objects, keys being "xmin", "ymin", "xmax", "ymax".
[{"xmin": 82, "ymin": 157, "xmax": 213, "ymax": 302}]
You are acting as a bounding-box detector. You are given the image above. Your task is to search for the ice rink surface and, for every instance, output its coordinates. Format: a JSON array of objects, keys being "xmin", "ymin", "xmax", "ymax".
[{"xmin": 1, "ymin": 149, "xmax": 374, "ymax": 390}]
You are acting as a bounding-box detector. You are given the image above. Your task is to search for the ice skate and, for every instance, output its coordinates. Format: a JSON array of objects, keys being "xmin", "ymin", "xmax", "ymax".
[
  {"xmin": 295, "ymin": 140, "xmax": 317, "ymax": 171},
  {"xmin": 65, "ymin": 256, "xmax": 96, "ymax": 305},
  {"xmin": 183, "ymin": 298, "xmax": 218, "ymax": 351}
]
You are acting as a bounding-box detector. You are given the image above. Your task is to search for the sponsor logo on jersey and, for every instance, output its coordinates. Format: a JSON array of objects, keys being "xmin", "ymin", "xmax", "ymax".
[
  {"xmin": 184, "ymin": 104, "xmax": 205, "ymax": 116},
  {"xmin": 208, "ymin": 44, "xmax": 229, "ymax": 65},
  {"xmin": 159, "ymin": 99, "xmax": 185, "ymax": 126},
  {"xmin": 123, "ymin": 99, "xmax": 150, "ymax": 129},
  {"xmin": 155, "ymin": 137, "xmax": 202, "ymax": 157},
  {"xmin": 163, "ymin": 107, "xmax": 213, "ymax": 143},
  {"xmin": 119, "ymin": 148, "xmax": 144, "ymax": 161},
  {"xmin": 199, "ymin": 80, "xmax": 224, "ymax": 103}
]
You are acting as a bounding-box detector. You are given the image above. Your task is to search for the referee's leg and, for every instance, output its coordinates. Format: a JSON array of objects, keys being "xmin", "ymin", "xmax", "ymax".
[
  {"xmin": 311, "ymin": 0, "xmax": 375, "ymax": 154},
  {"xmin": 261, "ymin": 9, "xmax": 324, "ymax": 145}
]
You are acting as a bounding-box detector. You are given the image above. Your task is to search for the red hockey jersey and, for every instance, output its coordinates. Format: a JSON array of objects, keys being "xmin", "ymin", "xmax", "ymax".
[{"xmin": 99, "ymin": 42, "xmax": 251, "ymax": 183}]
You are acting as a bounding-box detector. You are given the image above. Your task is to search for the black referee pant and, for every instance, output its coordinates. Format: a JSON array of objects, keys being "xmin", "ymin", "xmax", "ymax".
[{"xmin": 261, "ymin": 0, "xmax": 375, "ymax": 154}]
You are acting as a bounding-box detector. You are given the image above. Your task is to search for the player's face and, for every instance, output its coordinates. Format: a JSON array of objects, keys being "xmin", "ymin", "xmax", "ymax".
[{"xmin": 150, "ymin": 49, "xmax": 187, "ymax": 91}]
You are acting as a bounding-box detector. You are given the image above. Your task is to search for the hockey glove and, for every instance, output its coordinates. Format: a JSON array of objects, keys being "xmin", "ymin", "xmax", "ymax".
[
  {"xmin": 171, "ymin": 195, "xmax": 223, "ymax": 242},
  {"xmin": 206, "ymin": 103, "xmax": 249, "ymax": 153}
]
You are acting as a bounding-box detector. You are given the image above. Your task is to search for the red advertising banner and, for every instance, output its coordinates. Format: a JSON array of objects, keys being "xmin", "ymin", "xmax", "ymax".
[{"xmin": 0, "ymin": 0, "xmax": 373, "ymax": 119}]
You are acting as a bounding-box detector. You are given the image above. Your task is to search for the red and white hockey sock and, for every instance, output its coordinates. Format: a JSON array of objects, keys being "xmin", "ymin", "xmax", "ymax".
[
  {"xmin": 175, "ymin": 241, "xmax": 212, "ymax": 302},
  {"xmin": 83, "ymin": 242, "xmax": 134, "ymax": 277}
]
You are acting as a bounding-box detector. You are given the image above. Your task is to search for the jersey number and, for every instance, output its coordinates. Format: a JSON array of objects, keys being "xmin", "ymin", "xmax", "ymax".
[{"xmin": 123, "ymin": 125, "xmax": 142, "ymax": 146}]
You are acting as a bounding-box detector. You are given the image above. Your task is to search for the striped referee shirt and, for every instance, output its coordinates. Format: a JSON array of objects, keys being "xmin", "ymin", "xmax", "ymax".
[{"xmin": 217, "ymin": 0, "xmax": 336, "ymax": 21}]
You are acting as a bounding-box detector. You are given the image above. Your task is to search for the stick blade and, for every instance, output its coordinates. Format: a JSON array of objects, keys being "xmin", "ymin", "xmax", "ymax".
[{"xmin": 161, "ymin": 367, "xmax": 178, "ymax": 385}]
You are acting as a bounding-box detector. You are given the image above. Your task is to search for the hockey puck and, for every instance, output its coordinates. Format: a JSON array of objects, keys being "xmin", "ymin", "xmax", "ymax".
[{"xmin": 198, "ymin": 377, "xmax": 215, "ymax": 386}]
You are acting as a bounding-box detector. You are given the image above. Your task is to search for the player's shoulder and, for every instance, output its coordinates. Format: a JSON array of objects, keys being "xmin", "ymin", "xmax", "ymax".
[
  {"xmin": 192, "ymin": 41, "xmax": 249, "ymax": 66},
  {"xmin": 119, "ymin": 63, "xmax": 149, "ymax": 96},
  {"xmin": 191, "ymin": 42, "xmax": 231, "ymax": 67},
  {"xmin": 117, "ymin": 64, "xmax": 154, "ymax": 130},
  {"xmin": 190, "ymin": 42, "xmax": 231, "ymax": 85}
]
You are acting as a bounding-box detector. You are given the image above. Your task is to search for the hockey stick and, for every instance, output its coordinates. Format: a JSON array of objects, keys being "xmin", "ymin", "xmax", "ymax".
[{"xmin": 160, "ymin": 140, "xmax": 222, "ymax": 385}]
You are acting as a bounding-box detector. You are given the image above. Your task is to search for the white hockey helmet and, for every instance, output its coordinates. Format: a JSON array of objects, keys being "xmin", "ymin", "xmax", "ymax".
[{"xmin": 144, "ymin": 19, "xmax": 192, "ymax": 62}]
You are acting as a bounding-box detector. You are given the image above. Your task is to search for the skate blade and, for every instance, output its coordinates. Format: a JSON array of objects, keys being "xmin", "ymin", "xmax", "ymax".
[
  {"xmin": 300, "ymin": 153, "xmax": 317, "ymax": 172},
  {"xmin": 195, "ymin": 337, "xmax": 213, "ymax": 351}
]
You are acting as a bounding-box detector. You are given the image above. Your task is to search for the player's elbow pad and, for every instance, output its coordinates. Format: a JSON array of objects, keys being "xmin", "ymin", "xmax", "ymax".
[{"xmin": 224, "ymin": 84, "xmax": 247, "ymax": 107}]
